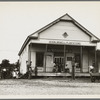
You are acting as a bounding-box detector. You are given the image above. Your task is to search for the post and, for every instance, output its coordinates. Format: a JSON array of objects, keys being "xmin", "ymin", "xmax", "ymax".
[
  {"xmin": 63, "ymin": 45, "xmax": 66, "ymax": 72},
  {"xmin": 72, "ymin": 57, "xmax": 75, "ymax": 80},
  {"xmin": 88, "ymin": 48, "xmax": 90, "ymax": 72},
  {"xmin": 28, "ymin": 44, "xmax": 31, "ymax": 63},
  {"xmin": 35, "ymin": 52, "xmax": 37, "ymax": 77},
  {"xmin": 44, "ymin": 44, "xmax": 48, "ymax": 72},
  {"xmin": 94, "ymin": 46, "xmax": 97, "ymax": 71},
  {"xmin": 80, "ymin": 46, "xmax": 83, "ymax": 72}
]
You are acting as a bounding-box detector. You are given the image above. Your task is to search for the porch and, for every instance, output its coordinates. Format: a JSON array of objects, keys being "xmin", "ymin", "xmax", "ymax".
[
  {"xmin": 31, "ymin": 72, "xmax": 90, "ymax": 77},
  {"xmin": 29, "ymin": 43, "xmax": 97, "ymax": 74}
]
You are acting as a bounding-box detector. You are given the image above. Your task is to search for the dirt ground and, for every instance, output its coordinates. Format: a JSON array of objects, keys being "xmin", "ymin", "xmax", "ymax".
[{"xmin": 0, "ymin": 77, "xmax": 100, "ymax": 97}]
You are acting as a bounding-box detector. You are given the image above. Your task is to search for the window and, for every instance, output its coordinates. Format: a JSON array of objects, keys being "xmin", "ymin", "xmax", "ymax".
[
  {"xmin": 54, "ymin": 57, "xmax": 64, "ymax": 64},
  {"xmin": 67, "ymin": 57, "xmax": 72, "ymax": 61},
  {"xmin": 36, "ymin": 52, "xmax": 44, "ymax": 67}
]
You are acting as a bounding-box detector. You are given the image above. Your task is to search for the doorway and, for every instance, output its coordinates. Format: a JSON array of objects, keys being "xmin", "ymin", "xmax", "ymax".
[
  {"xmin": 75, "ymin": 53, "xmax": 81, "ymax": 72},
  {"xmin": 45, "ymin": 53, "xmax": 53, "ymax": 72},
  {"xmin": 54, "ymin": 56, "xmax": 64, "ymax": 72},
  {"xmin": 66, "ymin": 53, "xmax": 74, "ymax": 72}
]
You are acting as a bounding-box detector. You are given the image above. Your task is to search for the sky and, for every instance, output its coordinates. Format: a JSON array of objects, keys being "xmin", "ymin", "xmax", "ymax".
[{"xmin": 0, "ymin": 1, "xmax": 100, "ymax": 63}]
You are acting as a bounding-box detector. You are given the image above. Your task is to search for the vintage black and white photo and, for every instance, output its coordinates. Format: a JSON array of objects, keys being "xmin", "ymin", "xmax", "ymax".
[{"xmin": 0, "ymin": 1, "xmax": 100, "ymax": 98}]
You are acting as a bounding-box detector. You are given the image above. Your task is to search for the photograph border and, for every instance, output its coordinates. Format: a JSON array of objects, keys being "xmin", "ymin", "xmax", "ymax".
[{"xmin": 0, "ymin": 0, "xmax": 100, "ymax": 99}]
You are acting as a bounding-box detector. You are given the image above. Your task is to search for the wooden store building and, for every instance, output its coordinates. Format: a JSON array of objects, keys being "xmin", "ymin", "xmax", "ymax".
[{"xmin": 18, "ymin": 13, "xmax": 100, "ymax": 77}]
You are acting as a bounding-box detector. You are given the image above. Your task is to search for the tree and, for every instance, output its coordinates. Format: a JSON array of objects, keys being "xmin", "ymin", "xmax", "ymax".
[
  {"xmin": 0, "ymin": 59, "xmax": 15, "ymax": 79},
  {"xmin": 0, "ymin": 59, "xmax": 20, "ymax": 79},
  {"xmin": 0, "ymin": 59, "xmax": 10, "ymax": 69}
]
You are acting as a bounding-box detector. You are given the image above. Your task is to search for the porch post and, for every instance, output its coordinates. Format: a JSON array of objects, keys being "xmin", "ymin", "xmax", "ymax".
[
  {"xmin": 28, "ymin": 44, "xmax": 31, "ymax": 63},
  {"xmin": 88, "ymin": 48, "xmax": 89, "ymax": 72},
  {"xmin": 63, "ymin": 45, "xmax": 66, "ymax": 72},
  {"xmin": 94, "ymin": 46, "xmax": 97, "ymax": 70},
  {"xmin": 80, "ymin": 46, "xmax": 83, "ymax": 72},
  {"xmin": 44, "ymin": 44, "xmax": 48, "ymax": 72},
  {"xmin": 96, "ymin": 51, "xmax": 99, "ymax": 73}
]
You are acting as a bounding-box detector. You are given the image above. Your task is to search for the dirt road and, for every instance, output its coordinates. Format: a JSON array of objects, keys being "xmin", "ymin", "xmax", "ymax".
[{"xmin": 0, "ymin": 77, "xmax": 100, "ymax": 97}]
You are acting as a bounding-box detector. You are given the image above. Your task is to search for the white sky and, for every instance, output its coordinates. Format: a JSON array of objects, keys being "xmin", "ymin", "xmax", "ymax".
[{"xmin": 0, "ymin": 1, "xmax": 100, "ymax": 63}]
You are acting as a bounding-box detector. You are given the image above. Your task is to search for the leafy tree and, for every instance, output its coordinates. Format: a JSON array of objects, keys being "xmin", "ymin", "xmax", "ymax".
[
  {"xmin": 0, "ymin": 59, "xmax": 15, "ymax": 78},
  {"xmin": 0, "ymin": 59, "xmax": 10, "ymax": 69},
  {"xmin": 0, "ymin": 59, "xmax": 20, "ymax": 79}
]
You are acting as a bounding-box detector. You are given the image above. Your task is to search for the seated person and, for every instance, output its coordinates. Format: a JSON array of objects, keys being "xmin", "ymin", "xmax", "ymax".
[
  {"xmin": 89, "ymin": 65, "xmax": 94, "ymax": 73},
  {"xmin": 65, "ymin": 63, "xmax": 70, "ymax": 73},
  {"xmin": 53, "ymin": 63, "xmax": 58, "ymax": 72}
]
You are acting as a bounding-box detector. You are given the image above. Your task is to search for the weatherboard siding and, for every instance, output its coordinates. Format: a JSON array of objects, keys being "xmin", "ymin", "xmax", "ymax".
[
  {"xmin": 38, "ymin": 21, "xmax": 91, "ymax": 41},
  {"xmin": 19, "ymin": 45, "xmax": 28, "ymax": 74}
]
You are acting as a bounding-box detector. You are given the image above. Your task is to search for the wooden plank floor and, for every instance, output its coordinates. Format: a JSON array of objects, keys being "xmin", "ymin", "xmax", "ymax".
[{"xmin": 32, "ymin": 72, "xmax": 90, "ymax": 77}]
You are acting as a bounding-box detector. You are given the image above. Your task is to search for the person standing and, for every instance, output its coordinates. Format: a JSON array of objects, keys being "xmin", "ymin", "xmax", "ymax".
[
  {"xmin": 12, "ymin": 70, "xmax": 16, "ymax": 79},
  {"xmin": 72, "ymin": 57, "xmax": 75, "ymax": 80},
  {"xmin": 2, "ymin": 68, "xmax": 7, "ymax": 79},
  {"xmin": 26, "ymin": 61, "xmax": 32, "ymax": 79},
  {"xmin": 28, "ymin": 66, "xmax": 32, "ymax": 79}
]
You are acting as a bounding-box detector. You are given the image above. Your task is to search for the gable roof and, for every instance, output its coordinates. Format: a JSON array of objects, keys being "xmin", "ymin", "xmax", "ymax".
[
  {"xmin": 18, "ymin": 13, "xmax": 100, "ymax": 56},
  {"xmin": 29, "ymin": 13, "xmax": 100, "ymax": 41}
]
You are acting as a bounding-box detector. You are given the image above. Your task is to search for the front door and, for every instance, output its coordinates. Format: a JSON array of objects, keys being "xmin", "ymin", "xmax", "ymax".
[
  {"xmin": 66, "ymin": 53, "xmax": 74, "ymax": 72},
  {"xmin": 46, "ymin": 53, "xmax": 53, "ymax": 72},
  {"xmin": 75, "ymin": 53, "xmax": 81, "ymax": 72},
  {"xmin": 54, "ymin": 56, "xmax": 64, "ymax": 72}
]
